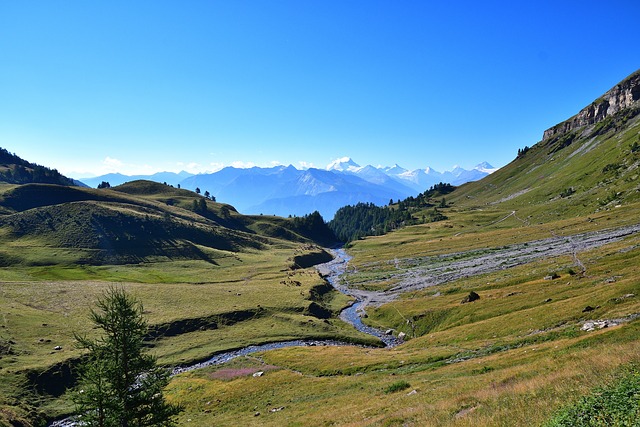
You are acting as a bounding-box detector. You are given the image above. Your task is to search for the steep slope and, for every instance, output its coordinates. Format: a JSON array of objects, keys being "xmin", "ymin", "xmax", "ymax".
[{"xmin": 449, "ymin": 69, "xmax": 640, "ymax": 220}]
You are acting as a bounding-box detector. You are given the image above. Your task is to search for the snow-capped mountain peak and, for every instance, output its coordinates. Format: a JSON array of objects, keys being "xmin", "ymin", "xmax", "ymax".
[
  {"xmin": 474, "ymin": 162, "xmax": 498, "ymax": 174},
  {"xmin": 326, "ymin": 157, "xmax": 361, "ymax": 172},
  {"xmin": 423, "ymin": 166, "xmax": 438, "ymax": 175},
  {"xmin": 380, "ymin": 164, "xmax": 408, "ymax": 175}
]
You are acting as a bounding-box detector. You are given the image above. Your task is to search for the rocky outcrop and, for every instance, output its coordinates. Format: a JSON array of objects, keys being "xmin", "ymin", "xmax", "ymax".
[{"xmin": 542, "ymin": 70, "xmax": 640, "ymax": 141}]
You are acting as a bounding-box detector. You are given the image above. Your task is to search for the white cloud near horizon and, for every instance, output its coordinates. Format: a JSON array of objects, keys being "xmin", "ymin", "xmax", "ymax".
[{"xmin": 297, "ymin": 161, "xmax": 315, "ymax": 169}]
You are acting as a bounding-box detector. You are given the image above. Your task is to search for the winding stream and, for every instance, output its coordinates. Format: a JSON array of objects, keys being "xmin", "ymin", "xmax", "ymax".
[
  {"xmin": 170, "ymin": 248, "xmax": 399, "ymax": 375},
  {"xmin": 319, "ymin": 249, "xmax": 402, "ymax": 347},
  {"xmin": 49, "ymin": 248, "xmax": 392, "ymax": 426}
]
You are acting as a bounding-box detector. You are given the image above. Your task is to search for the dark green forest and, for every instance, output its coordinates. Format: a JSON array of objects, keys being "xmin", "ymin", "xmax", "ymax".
[
  {"xmin": 0, "ymin": 147, "xmax": 76, "ymax": 186},
  {"xmin": 328, "ymin": 183, "xmax": 454, "ymax": 242},
  {"xmin": 291, "ymin": 211, "xmax": 337, "ymax": 246}
]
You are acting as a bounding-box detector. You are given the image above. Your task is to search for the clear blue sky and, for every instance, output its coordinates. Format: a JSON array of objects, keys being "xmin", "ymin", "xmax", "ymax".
[{"xmin": 1, "ymin": 1, "xmax": 639, "ymax": 177}]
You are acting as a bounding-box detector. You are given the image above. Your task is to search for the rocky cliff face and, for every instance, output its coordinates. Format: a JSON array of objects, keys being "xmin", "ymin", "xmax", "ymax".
[{"xmin": 542, "ymin": 70, "xmax": 640, "ymax": 141}]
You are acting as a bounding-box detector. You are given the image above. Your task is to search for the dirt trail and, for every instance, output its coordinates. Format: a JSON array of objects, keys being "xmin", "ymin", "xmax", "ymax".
[{"xmin": 329, "ymin": 223, "xmax": 640, "ymax": 307}]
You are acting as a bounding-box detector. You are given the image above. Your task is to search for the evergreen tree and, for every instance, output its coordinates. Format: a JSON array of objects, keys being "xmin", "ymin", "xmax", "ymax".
[
  {"xmin": 74, "ymin": 287, "xmax": 181, "ymax": 426},
  {"xmin": 198, "ymin": 198, "xmax": 207, "ymax": 213}
]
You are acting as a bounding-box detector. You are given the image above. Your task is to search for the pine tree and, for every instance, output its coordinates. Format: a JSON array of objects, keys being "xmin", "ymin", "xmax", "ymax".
[{"xmin": 74, "ymin": 287, "xmax": 181, "ymax": 426}]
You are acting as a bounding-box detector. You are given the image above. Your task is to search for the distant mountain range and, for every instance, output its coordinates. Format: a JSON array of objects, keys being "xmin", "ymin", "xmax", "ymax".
[
  {"xmin": 79, "ymin": 171, "xmax": 193, "ymax": 188},
  {"xmin": 77, "ymin": 160, "xmax": 497, "ymax": 219}
]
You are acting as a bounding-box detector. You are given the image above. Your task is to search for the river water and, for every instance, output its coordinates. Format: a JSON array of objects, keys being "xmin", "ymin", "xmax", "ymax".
[{"xmin": 49, "ymin": 248, "xmax": 396, "ymax": 426}]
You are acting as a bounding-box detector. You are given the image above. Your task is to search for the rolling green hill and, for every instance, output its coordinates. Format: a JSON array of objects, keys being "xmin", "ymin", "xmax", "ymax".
[{"xmin": 0, "ymin": 178, "xmax": 337, "ymax": 266}]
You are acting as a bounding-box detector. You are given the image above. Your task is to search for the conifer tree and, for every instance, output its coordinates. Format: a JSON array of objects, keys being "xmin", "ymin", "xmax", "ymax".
[{"xmin": 74, "ymin": 287, "xmax": 181, "ymax": 426}]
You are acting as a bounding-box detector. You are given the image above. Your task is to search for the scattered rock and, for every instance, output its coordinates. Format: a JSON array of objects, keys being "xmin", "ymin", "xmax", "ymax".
[
  {"xmin": 544, "ymin": 298, "xmax": 552, "ymax": 303},
  {"xmin": 582, "ymin": 306, "xmax": 595, "ymax": 313},
  {"xmin": 582, "ymin": 320, "xmax": 618, "ymax": 331},
  {"xmin": 455, "ymin": 405, "xmax": 478, "ymax": 419},
  {"xmin": 254, "ymin": 412, "xmax": 261, "ymax": 417},
  {"xmin": 461, "ymin": 291, "xmax": 480, "ymax": 304},
  {"xmin": 397, "ymin": 332, "xmax": 406, "ymax": 340},
  {"xmin": 53, "ymin": 345, "xmax": 62, "ymax": 351},
  {"xmin": 385, "ymin": 329, "xmax": 394, "ymax": 335},
  {"xmin": 610, "ymin": 294, "xmax": 635, "ymax": 303},
  {"xmin": 270, "ymin": 406, "xmax": 285, "ymax": 413},
  {"xmin": 252, "ymin": 371, "xmax": 264, "ymax": 377},
  {"xmin": 407, "ymin": 389, "xmax": 417, "ymax": 396}
]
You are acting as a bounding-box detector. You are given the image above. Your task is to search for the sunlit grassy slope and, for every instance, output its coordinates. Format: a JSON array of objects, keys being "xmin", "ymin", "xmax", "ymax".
[{"xmin": 162, "ymin": 80, "xmax": 640, "ymax": 425}]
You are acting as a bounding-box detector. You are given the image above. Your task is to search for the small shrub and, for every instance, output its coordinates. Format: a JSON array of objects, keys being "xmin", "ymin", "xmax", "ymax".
[
  {"xmin": 385, "ymin": 380, "xmax": 411, "ymax": 394},
  {"xmin": 602, "ymin": 163, "xmax": 622, "ymax": 174},
  {"xmin": 560, "ymin": 187, "xmax": 575, "ymax": 198},
  {"xmin": 461, "ymin": 291, "xmax": 480, "ymax": 304},
  {"xmin": 545, "ymin": 365, "xmax": 640, "ymax": 426}
]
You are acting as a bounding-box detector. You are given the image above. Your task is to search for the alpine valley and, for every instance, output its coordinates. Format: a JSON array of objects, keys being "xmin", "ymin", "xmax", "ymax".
[{"xmin": 0, "ymin": 69, "xmax": 639, "ymax": 427}]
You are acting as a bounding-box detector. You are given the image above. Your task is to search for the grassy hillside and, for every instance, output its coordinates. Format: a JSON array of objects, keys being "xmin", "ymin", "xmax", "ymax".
[
  {"xmin": 0, "ymin": 180, "xmax": 337, "ymax": 266},
  {"xmin": 160, "ymin": 73, "xmax": 640, "ymax": 426},
  {"xmin": 450, "ymin": 98, "xmax": 640, "ymax": 220},
  {"xmin": 0, "ymin": 178, "xmax": 350, "ymax": 425}
]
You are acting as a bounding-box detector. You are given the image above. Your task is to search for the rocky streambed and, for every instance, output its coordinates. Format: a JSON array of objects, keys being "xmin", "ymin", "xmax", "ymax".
[{"xmin": 329, "ymin": 223, "xmax": 640, "ymax": 306}]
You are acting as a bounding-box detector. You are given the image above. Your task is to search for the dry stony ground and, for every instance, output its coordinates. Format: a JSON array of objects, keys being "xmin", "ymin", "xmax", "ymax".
[{"xmin": 322, "ymin": 223, "xmax": 640, "ymax": 308}]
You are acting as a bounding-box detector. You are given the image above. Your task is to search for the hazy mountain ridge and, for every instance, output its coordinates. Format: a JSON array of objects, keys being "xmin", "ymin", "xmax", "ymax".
[
  {"xmin": 79, "ymin": 160, "xmax": 495, "ymax": 219},
  {"xmin": 80, "ymin": 171, "xmax": 193, "ymax": 188}
]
